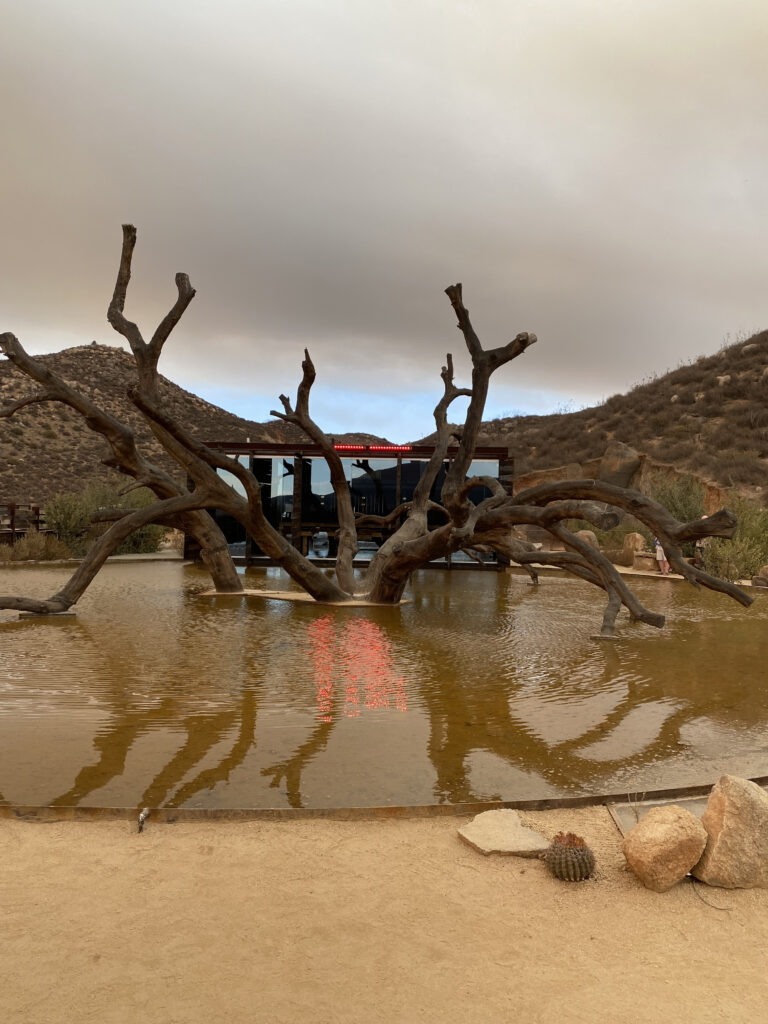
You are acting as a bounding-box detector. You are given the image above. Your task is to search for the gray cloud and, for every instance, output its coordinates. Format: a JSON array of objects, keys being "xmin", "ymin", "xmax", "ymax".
[{"xmin": 2, "ymin": 1, "xmax": 767, "ymax": 439}]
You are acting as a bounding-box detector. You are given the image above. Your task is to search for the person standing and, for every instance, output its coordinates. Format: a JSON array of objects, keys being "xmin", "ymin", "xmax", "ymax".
[
  {"xmin": 654, "ymin": 537, "xmax": 670, "ymax": 575},
  {"xmin": 694, "ymin": 515, "xmax": 709, "ymax": 569}
]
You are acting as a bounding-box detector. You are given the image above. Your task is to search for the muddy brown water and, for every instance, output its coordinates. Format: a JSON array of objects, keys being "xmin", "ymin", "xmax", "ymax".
[{"xmin": 0, "ymin": 561, "xmax": 766, "ymax": 810}]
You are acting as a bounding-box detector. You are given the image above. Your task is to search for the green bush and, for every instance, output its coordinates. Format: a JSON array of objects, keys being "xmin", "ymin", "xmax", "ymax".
[
  {"xmin": 45, "ymin": 481, "xmax": 165, "ymax": 557},
  {"xmin": 641, "ymin": 469, "xmax": 705, "ymax": 523},
  {"xmin": 702, "ymin": 494, "xmax": 768, "ymax": 582},
  {"xmin": 638, "ymin": 469, "xmax": 705, "ymax": 557}
]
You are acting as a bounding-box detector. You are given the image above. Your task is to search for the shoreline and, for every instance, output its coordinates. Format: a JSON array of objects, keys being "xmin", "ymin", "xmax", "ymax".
[
  {"xmin": 5, "ymin": 771, "xmax": 768, "ymax": 823},
  {"xmin": 1, "ymin": 550, "xmax": 763, "ymax": 590}
]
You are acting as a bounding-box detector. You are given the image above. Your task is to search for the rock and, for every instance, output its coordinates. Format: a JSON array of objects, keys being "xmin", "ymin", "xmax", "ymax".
[
  {"xmin": 692, "ymin": 776, "xmax": 768, "ymax": 888},
  {"xmin": 759, "ymin": 565, "xmax": 768, "ymax": 579},
  {"xmin": 574, "ymin": 529, "xmax": 600, "ymax": 550},
  {"xmin": 623, "ymin": 532, "xmax": 647, "ymax": 555},
  {"xmin": 742, "ymin": 343, "xmax": 758, "ymax": 353},
  {"xmin": 670, "ymin": 393, "xmax": 679, "ymax": 403},
  {"xmin": 598, "ymin": 441, "xmax": 641, "ymax": 489},
  {"xmin": 751, "ymin": 576, "xmax": 768, "ymax": 589},
  {"xmin": 622, "ymin": 805, "xmax": 707, "ymax": 892},
  {"xmin": 716, "ymin": 374, "xmax": 731, "ymax": 386},
  {"xmin": 457, "ymin": 810, "xmax": 549, "ymax": 858}
]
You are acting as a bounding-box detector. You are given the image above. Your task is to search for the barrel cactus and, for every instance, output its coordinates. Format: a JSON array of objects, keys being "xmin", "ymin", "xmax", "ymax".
[{"xmin": 543, "ymin": 832, "xmax": 596, "ymax": 882}]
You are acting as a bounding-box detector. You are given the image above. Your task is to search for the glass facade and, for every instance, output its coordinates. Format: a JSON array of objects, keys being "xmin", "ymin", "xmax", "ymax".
[
  {"xmin": 348, "ymin": 457, "xmax": 397, "ymax": 517},
  {"xmin": 303, "ymin": 456, "xmax": 399, "ymax": 524},
  {"xmin": 250, "ymin": 457, "xmax": 294, "ymax": 527},
  {"xmin": 203, "ymin": 444, "xmax": 508, "ymax": 566},
  {"xmin": 212, "ymin": 455, "xmax": 250, "ymax": 551}
]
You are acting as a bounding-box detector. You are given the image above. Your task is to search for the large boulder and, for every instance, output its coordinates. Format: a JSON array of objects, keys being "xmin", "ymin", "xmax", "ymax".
[
  {"xmin": 605, "ymin": 532, "xmax": 647, "ymax": 568},
  {"xmin": 692, "ymin": 776, "xmax": 768, "ymax": 889},
  {"xmin": 751, "ymin": 576, "xmax": 768, "ymax": 589},
  {"xmin": 598, "ymin": 441, "xmax": 642, "ymax": 489},
  {"xmin": 623, "ymin": 532, "xmax": 647, "ymax": 555},
  {"xmin": 622, "ymin": 805, "xmax": 708, "ymax": 892}
]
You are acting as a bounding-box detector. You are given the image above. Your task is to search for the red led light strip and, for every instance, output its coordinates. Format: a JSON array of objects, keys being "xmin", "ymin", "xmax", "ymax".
[{"xmin": 333, "ymin": 444, "xmax": 413, "ymax": 452}]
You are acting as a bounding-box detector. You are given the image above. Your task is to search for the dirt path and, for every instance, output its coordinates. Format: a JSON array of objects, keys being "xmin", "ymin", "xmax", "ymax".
[{"xmin": 3, "ymin": 806, "xmax": 766, "ymax": 1024}]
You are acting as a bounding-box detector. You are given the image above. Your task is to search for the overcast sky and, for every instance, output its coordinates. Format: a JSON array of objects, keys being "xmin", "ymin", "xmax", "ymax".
[{"xmin": 2, "ymin": 1, "xmax": 767, "ymax": 441}]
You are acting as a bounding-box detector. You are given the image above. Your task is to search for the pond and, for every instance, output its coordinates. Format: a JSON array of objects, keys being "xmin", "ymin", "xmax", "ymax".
[{"xmin": 0, "ymin": 561, "xmax": 766, "ymax": 810}]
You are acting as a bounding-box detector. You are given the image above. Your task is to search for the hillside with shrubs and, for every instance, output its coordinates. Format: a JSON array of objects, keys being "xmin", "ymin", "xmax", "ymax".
[
  {"xmin": 415, "ymin": 329, "xmax": 768, "ymax": 504},
  {"xmin": 476, "ymin": 330, "xmax": 768, "ymax": 502},
  {"xmin": 0, "ymin": 343, "xmax": 388, "ymax": 504},
  {"xmin": 2, "ymin": 330, "xmax": 767, "ymax": 507}
]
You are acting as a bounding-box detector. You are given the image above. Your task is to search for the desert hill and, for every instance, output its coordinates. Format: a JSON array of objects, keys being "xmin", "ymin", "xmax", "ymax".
[
  {"xmin": 2, "ymin": 330, "xmax": 767, "ymax": 506},
  {"xmin": 0, "ymin": 344, "xmax": 388, "ymax": 504},
  {"xmin": 417, "ymin": 329, "xmax": 768, "ymax": 500}
]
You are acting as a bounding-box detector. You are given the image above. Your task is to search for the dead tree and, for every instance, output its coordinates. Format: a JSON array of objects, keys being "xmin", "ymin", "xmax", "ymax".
[{"xmin": 0, "ymin": 226, "xmax": 754, "ymax": 634}]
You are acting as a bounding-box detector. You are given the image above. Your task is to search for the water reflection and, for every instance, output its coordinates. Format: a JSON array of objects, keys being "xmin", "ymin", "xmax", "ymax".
[
  {"xmin": 0, "ymin": 562, "xmax": 766, "ymax": 808},
  {"xmin": 309, "ymin": 616, "xmax": 408, "ymax": 721}
]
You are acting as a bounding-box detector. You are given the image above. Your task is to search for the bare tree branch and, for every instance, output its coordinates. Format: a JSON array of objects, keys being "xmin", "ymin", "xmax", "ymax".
[
  {"xmin": 149, "ymin": 273, "xmax": 196, "ymax": 363},
  {"xmin": 0, "ymin": 492, "xmax": 212, "ymax": 615},
  {"xmin": 271, "ymin": 349, "xmax": 358, "ymax": 593},
  {"xmin": 0, "ymin": 388, "xmax": 57, "ymax": 417},
  {"xmin": 106, "ymin": 224, "xmax": 145, "ymax": 358},
  {"xmin": 0, "ymin": 329, "xmax": 243, "ymax": 593},
  {"xmin": 129, "ymin": 385, "xmax": 262, "ymax": 513},
  {"xmin": 441, "ymin": 284, "xmax": 535, "ymax": 524}
]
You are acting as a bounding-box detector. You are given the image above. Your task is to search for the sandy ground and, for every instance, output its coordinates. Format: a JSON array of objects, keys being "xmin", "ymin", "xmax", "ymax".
[{"xmin": 3, "ymin": 807, "xmax": 768, "ymax": 1024}]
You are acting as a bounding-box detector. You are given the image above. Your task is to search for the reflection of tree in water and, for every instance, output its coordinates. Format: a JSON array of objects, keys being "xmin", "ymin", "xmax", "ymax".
[
  {"xmin": 50, "ymin": 679, "xmax": 261, "ymax": 808},
  {"xmin": 263, "ymin": 615, "xmax": 408, "ymax": 807},
  {"xmin": 423, "ymin": 645, "xmax": 685, "ymax": 802},
  {"xmin": 260, "ymin": 718, "xmax": 335, "ymax": 809},
  {"xmin": 415, "ymin": 579, "xmax": 768, "ymax": 802},
  {"xmin": 41, "ymin": 591, "xmax": 267, "ymax": 807},
  {"xmin": 7, "ymin": 572, "xmax": 767, "ymax": 809},
  {"xmin": 42, "ymin": 602, "xmax": 344, "ymax": 808}
]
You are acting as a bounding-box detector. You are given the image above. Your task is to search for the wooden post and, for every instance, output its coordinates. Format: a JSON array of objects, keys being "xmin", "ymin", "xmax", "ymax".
[
  {"xmin": 496, "ymin": 450, "xmax": 515, "ymax": 567},
  {"xmin": 291, "ymin": 455, "xmax": 304, "ymax": 550}
]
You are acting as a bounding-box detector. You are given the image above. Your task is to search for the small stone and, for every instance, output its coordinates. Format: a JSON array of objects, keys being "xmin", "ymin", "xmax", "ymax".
[
  {"xmin": 750, "ymin": 576, "xmax": 768, "ymax": 588},
  {"xmin": 574, "ymin": 529, "xmax": 600, "ymax": 550},
  {"xmin": 457, "ymin": 810, "xmax": 549, "ymax": 858},
  {"xmin": 692, "ymin": 776, "xmax": 768, "ymax": 889},
  {"xmin": 622, "ymin": 805, "xmax": 707, "ymax": 892}
]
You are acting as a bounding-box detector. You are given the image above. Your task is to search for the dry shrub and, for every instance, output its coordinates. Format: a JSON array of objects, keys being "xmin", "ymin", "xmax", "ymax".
[{"xmin": 9, "ymin": 529, "xmax": 72, "ymax": 561}]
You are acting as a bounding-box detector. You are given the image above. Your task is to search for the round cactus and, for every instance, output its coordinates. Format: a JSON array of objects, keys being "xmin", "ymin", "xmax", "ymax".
[{"xmin": 543, "ymin": 832, "xmax": 596, "ymax": 882}]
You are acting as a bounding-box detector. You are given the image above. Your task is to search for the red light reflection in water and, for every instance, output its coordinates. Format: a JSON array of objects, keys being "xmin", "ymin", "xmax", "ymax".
[{"xmin": 307, "ymin": 617, "xmax": 408, "ymax": 722}]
